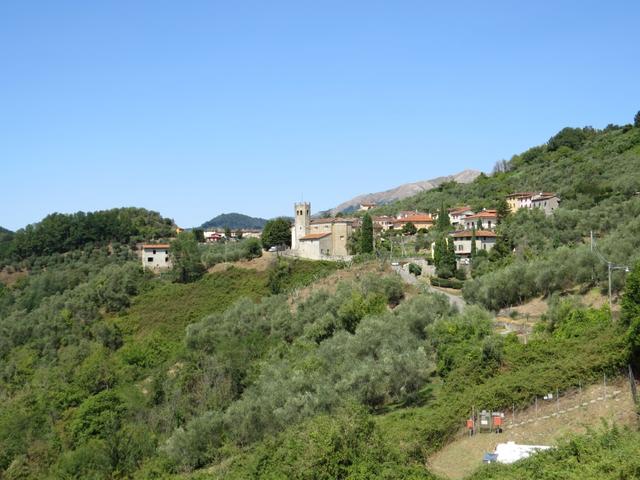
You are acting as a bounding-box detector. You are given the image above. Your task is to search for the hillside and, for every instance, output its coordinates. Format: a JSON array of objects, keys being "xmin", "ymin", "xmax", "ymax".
[
  {"xmin": 0, "ymin": 226, "xmax": 12, "ymax": 235},
  {"xmin": 374, "ymin": 123, "xmax": 640, "ymax": 311},
  {"xmin": 200, "ymin": 212, "xmax": 267, "ymax": 230},
  {"xmin": 0, "ymin": 121, "xmax": 639, "ymax": 480},
  {"xmin": 327, "ymin": 169, "xmax": 481, "ymax": 215}
]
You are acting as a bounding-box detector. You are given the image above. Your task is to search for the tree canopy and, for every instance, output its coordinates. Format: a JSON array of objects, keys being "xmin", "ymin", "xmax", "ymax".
[
  {"xmin": 261, "ymin": 217, "xmax": 292, "ymax": 249},
  {"xmin": 360, "ymin": 213, "xmax": 374, "ymax": 253}
]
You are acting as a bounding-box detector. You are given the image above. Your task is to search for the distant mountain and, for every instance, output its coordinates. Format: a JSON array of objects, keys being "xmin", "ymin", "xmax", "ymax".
[
  {"xmin": 0, "ymin": 226, "xmax": 12, "ymax": 235},
  {"xmin": 200, "ymin": 213, "xmax": 268, "ymax": 230},
  {"xmin": 327, "ymin": 169, "xmax": 482, "ymax": 215}
]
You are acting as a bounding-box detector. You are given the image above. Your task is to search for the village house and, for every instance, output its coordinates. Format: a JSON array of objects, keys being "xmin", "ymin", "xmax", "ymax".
[
  {"xmin": 506, "ymin": 192, "xmax": 534, "ymax": 212},
  {"xmin": 291, "ymin": 202, "xmax": 354, "ymax": 260},
  {"xmin": 391, "ymin": 213, "xmax": 434, "ymax": 231},
  {"xmin": 507, "ymin": 192, "xmax": 559, "ymax": 213},
  {"xmin": 373, "ymin": 215, "xmax": 395, "ymax": 231},
  {"xmin": 448, "ymin": 206, "xmax": 474, "ymax": 226},
  {"xmin": 531, "ymin": 193, "xmax": 560, "ymax": 215},
  {"xmin": 359, "ymin": 202, "xmax": 377, "ymax": 211},
  {"xmin": 141, "ymin": 243, "xmax": 171, "ymax": 271},
  {"xmin": 203, "ymin": 231, "xmax": 224, "ymax": 243},
  {"xmin": 450, "ymin": 230, "xmax": 497, "ymax": 256},
  {"xmin": 463, "ymin": 209, "xmax": 498, "ymax": 230}
]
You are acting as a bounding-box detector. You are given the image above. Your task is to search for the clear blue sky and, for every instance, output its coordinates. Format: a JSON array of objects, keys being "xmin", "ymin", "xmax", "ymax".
[{"xmin": 1, "ymin": 1, "xmax": 639, "ymax": 230}]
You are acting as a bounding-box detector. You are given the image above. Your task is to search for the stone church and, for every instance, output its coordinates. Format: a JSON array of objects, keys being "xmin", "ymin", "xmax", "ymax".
[{"xmin": 290, "ymin": 202, "xmax": 355, "ymax": 260}]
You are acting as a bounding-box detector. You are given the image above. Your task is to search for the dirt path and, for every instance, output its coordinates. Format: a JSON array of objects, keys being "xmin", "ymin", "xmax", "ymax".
[{"xmin": 428, "ymin": 379, "xmax": 638, "ymax": 479}]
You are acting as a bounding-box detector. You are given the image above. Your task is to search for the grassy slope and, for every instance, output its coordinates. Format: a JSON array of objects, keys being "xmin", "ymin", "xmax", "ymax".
[
  {"xmin": 466, "ymin": 426, "xmax": 640, "ymax": 480},
  {"xmin": 375, "ymin": 324, "xmax": 627, "ymax": 460},
  {"xmin": 429, "ymin": 379, "xmax": 637, "ymax": 479}
]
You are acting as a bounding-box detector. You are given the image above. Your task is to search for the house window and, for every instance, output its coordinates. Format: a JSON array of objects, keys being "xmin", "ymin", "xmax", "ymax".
[
  {"xmin": 488, "ymin": 221, "xmax": 492, "ymax": 228},
  {"xmin": 147, "ymin": 257, "xmax": 154, "ymax": 262},
  {"xmin": 165, "ymin": 257, "xmax": 169, "ymax": 262},
  {"xmin": 458, "ymin": 244, "xmax": 463, "ymax": 251},
  {"xmin": 153, "ymin": 249, "xmax": 156, "ymax": 254}
]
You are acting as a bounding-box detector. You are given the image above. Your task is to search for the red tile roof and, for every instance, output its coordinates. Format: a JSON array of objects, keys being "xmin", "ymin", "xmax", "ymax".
[
  {"xmin": 311, "ymin": 218, "xmax": 354, "ymax": 224},
  {"xmin": 392, "ymin": 214, "xmax": 434, "ymax": 223},
  {"xmin": 451, "ymin": 230, "xmax": 496, "ymax": 238},
  {"xmin": 448, "ymin": 205, "xmax": 473, "ymax": 214},
  {"xmin": 465, "ymin": 210, "xmax": 497, "ymax": 219},
  {"xmin": 299, "ymin": 232, "xmax": 332, "ymax": 240},
  {"xmin": 506, "ymin": 192, "xmax": 535, "ymax": 198},
  {"xmin": 142, "ymin": 244, "xmax": 170, "ymax": 249}
]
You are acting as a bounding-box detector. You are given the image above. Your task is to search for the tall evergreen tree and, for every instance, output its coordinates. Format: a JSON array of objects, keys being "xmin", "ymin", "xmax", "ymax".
[
  {"xmin": 470, "ymin": 226, "xmax": 477, "ymax": 257},
  {"xmin": 496, "ymin": 198, "xmax": 511, "ymax": 225},
  {"xmin": 436, "ymin": 203, "xmax": 450, "ymax": 230},
  {"xmin": 360, "ymin": 213, "xmax": 374, "ymax": 254},
  {"xmin": 171, "ymin": 231, "xmax": 205, "ymax": 283}
]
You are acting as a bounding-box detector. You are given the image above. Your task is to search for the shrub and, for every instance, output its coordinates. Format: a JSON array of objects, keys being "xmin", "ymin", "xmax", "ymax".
[
  {"xmin": 408, "ymin": 263, "xmax": 422, "ymax": 276},
  {"xmin": 430, "ymin": 277, "xmax": 464, "ymax": 289}
]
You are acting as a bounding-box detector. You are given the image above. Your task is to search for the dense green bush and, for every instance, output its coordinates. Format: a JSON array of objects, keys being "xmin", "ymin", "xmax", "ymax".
[{"xmin": 431, "ymin": 277, "xmax": 464, "ymax": 289}]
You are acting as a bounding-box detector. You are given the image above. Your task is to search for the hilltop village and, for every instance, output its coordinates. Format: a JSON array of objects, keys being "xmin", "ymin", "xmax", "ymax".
[{"xmin": 140, "ymin": 190, "xmax": 560, "ymax": 270}]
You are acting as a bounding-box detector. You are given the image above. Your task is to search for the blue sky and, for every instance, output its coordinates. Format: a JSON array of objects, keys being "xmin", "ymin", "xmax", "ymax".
[{"xmin": 1, "ymin": 1, "xmax": 638, "ymax": 230}]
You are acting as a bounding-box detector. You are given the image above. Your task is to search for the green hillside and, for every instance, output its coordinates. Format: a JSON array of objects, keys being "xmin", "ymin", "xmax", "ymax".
[
  {"xmin": 375, "ymin": 123, "xmax": 640, "ymax": 310},
  {"xmin": 200, "ymin": 212, "xmax": 267, "ymax": 230},
  {"xmin": 0, "ymin": 121, "xmax": 640, "ymax": 479}
]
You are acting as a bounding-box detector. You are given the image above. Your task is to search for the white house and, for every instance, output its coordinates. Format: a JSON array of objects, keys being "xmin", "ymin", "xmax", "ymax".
[
  {"xmin": 448, "ymin": 206, "xmax": 474, "ymax": 226},
  {"xmin": 463, "ymin": 209, "xmax": 498, "ymax": 230},
  {"xmin": 141, "ymin": 243, "xmax": 171, "ymax": 271}
]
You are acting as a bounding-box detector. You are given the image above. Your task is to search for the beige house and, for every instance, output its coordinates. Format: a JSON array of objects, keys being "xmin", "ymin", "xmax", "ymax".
[
  {"xmin": 392, "ymin": 213, "xmax": 434, "ymax": 231},
  {"xmin": 373, "ymin": 215, "xmax": 396, "ymax": 231},
  {"xmin": 506, "ymin": 192, "xmax": 535, "ymax": 212},
  {"xmin": 507, "ymin": 192, "xmax": 558, "ymax": 213},
  {"xmin": 291, "ymin": 202, "xmax": 354, "ymax": 260},
  {"xmin": 359, "ymin": 202, "xmax": 377, "ymax": 211},
  {"xmin": 141, "ymin": 243, "xmax": 171, "ymax": 271},
  {"xmin": 450, "ymin": 230, "xmax": 497, "ymax": 256}
]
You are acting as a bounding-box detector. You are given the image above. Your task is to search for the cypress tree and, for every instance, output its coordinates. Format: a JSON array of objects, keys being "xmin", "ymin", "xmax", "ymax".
[
  {"xmin": 437, "ymin": 203, "xmax": 450, "ymax": 230},
  {"xmin": 360, "ymin": 213, "xmax": 374, "ymax": 254},
  {"xmin": 470, "ymin": 226, "xmax": 477, "ymax": 257}
]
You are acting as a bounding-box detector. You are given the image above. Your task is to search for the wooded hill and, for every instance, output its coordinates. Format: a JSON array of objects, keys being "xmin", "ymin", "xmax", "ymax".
[
  {"xmin": 200, "ymin": 212, "xmax": 267, "ymax": 230},
  {"xmin": 0, "ymin": 119, "xmax": 639, "ymax": 479},
  {"xmin": 376, "ymin": 121, "xmax": 640, "ymax": 311}
]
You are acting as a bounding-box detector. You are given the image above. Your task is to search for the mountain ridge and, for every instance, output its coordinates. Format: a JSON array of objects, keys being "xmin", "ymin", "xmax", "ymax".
[{"xmin": 327, "ymin": 169, "xmax": 482, "ymax": 215}]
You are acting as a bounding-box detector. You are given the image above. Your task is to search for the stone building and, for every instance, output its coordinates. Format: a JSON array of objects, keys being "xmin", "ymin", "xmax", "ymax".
[{"xmin": 291, "ymin": 202, "xmax": 354, "ymax": 260}]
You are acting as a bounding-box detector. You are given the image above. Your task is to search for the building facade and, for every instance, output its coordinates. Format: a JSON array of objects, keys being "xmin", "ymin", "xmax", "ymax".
[
  {"xmin": 291, "ymin": 202, "xmax": 354, "ymax": 260},
  {"xmin": 450, "ymin": 230, "xmax": 497, "ymax": 256},
  {"xmin": 531, "ymin": 193, "xmax": 560, "ymax": 215},
  {"xmin": 141, "ymin": 244, "xmax": 171, "ymax": 271},
  {"xmin": 463, "ymin": 210, "xmax": 498, "ymax": 230}
]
